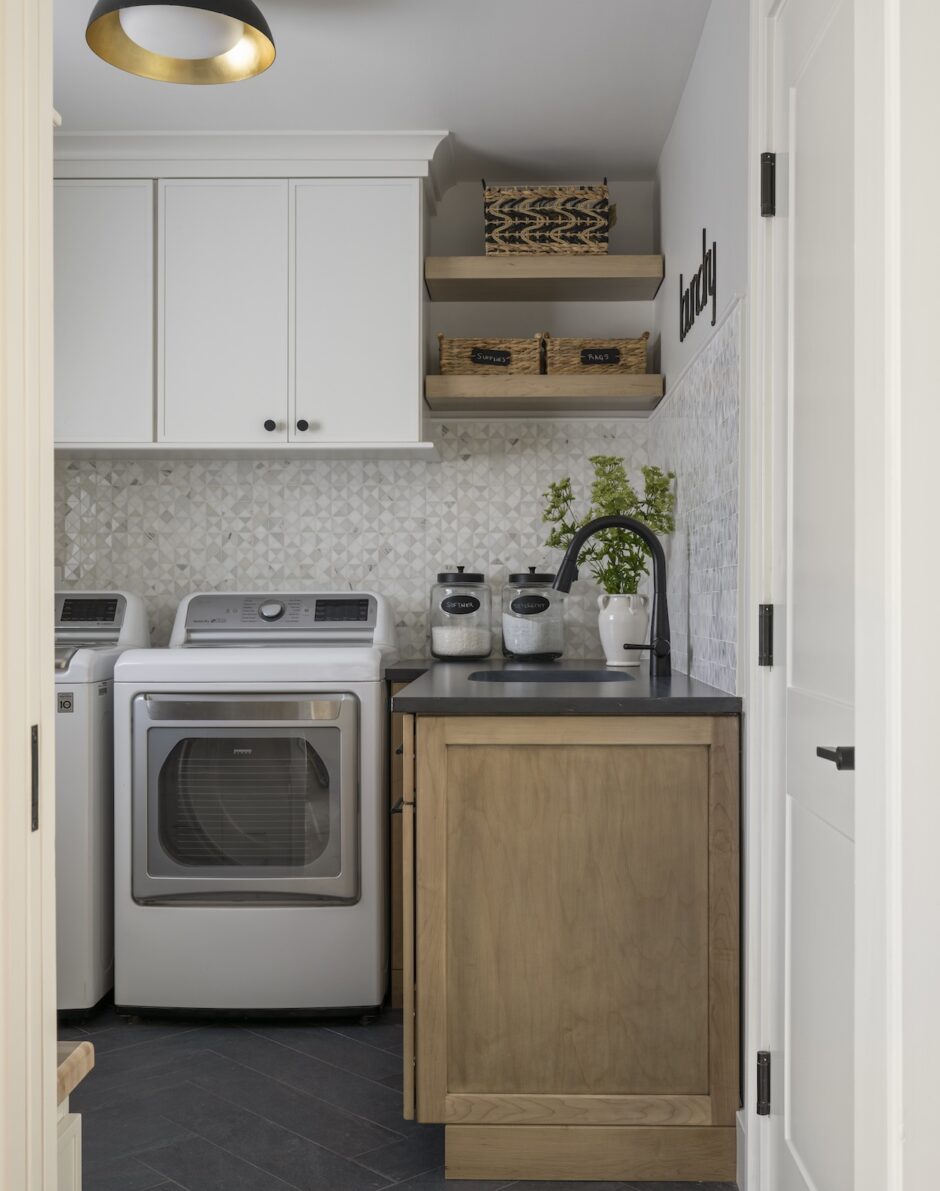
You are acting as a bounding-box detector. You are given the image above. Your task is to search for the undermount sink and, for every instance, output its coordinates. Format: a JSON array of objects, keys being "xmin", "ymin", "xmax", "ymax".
[{"xmin": 467, "ymin": 669, "xmax": 635, "ymax": 684}]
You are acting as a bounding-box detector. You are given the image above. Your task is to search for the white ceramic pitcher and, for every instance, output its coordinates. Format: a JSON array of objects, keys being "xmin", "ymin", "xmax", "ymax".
[{"xmin": 597, "ymin": 593, "xmax": 649, "ymax": 667}]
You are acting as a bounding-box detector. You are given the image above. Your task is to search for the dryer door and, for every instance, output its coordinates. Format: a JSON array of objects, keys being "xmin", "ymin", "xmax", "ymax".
[{"xmin": 132, "ymin": 693, "xmax": 359, "ymax": 904}]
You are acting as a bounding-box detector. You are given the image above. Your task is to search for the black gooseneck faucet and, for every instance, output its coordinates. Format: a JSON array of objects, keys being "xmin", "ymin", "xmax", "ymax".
[{"xmin": 551, "ymin": 515, "xmax": 672, "ymax": 679}]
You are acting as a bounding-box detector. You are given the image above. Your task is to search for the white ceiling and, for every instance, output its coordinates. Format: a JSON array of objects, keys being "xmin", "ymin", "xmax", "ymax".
[{"xmin": 54, "ymin": 0, "xmax": 711, "ymax": 180}]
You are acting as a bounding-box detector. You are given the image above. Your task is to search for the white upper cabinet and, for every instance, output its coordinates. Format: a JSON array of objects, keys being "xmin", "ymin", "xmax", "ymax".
[
  {"xmin": 292, "ymin": 179, "xmax": 422, "ymax": 444},
  {"xmin": 54, "ymin": 180, "xmax": 154, "ymax": 444},
  {"xmin": 160, "ymin": 179, "xmax": 289, "ymax": 443},
  {"xmin": 52, "ymin": 132, "xmax": 451, "ymax": 454}
]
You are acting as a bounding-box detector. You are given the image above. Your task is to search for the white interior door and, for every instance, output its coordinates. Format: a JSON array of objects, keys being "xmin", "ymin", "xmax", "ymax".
[
  {"xmin": 769, "ymin": 0, "xmax": 855, "ymax": 1187},
  {"xmin": 0, "ymin": 0, "xmax": 58, "ymax": 1181}
]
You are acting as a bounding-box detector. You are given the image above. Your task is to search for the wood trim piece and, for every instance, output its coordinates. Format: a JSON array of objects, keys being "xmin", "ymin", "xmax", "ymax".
[
  {"xmin": 424, "ymin": 373, "xmax": 664, "ymax": 416},
  {"xmin": 425, "ymin": 254, "xmax": 664, "ymax": 302},
  {"xmin": 707, "ymin": 716, "xmax": 741, "ymax": 1125},
  {"xmin": 437, "ymin": 715, "xmax": 718, "ymax": 747},
  {"xmin": 445, "ymin": 1124, "xmax": 736, "ymax": 1182},
  {"xmin": 389, "ymin": 684, "xmax": 407, "ymax": 1010},
  {"xmin": 402, "ymin": 800, "xmax": 415, "ymax": 1120},
  {"xmin": 56, "ymin": 1043, "xmax": 94, "ymax": 1105},
  {"xmin": 444, "ymin": 1093, "xmax": 711, "ymax": 1127},
  {"xmin": 415, "ymin": 717, "xmax": 449, "ymax": 1120},
  {"xmin": 401, "ymin": 714, "xmax": 415, "ymax": 805}
]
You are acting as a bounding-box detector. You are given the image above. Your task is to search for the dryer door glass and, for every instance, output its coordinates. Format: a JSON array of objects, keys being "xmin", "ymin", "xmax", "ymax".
[
  {"xmin": 156, "ymin": 733, "xmax": 340, "ymax": 873},
  {"xmin": 131, "ymin": 693, "xmax": 360, "ymax": 905}
]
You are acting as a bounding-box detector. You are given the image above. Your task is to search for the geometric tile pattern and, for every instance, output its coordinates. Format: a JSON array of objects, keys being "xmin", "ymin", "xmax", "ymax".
[
  {"xmin": 55, "ymin": 420, "xmax": 651, "ymax": 660},
  {"xmin": 63, "ymin": 1003, "xmax": 738, "ymax": 1191},
  {"xmin": 649, "ymin": 303, "xmax": 742, "ymax": 694}
]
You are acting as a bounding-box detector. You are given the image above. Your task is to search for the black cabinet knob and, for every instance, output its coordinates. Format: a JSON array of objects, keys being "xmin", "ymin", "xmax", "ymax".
[
  {"xmin": 296, "ymin": 419, "xmax": 309, "ymax": 432},
  {"xmin": 263, "ymin": 419, "xmax": 277, "ymax": 432}
]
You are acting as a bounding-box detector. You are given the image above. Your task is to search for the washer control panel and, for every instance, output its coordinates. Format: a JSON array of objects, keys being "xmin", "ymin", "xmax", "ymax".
[{"xmin": 183, "ymin": 593, "xmax": 377, "ymax": 635}]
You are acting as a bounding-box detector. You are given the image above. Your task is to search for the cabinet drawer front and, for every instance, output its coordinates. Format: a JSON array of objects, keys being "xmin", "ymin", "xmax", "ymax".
[
  {"xmin": 160, "ymin": 179, "xmax": 288, "ymax": 444},
  {"xmin": 414, "ymin": 716, "xmax": 739, "ymax": 1128}
]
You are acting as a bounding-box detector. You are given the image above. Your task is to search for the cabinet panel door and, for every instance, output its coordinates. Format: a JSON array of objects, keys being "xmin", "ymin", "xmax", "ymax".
[
  {"xmin": 415, "ymin": 716, "xmax": 739, "ymax": 1128},
  {"xmin": 292, "ymin": 180, "xmax": 421, "ymax": 443},
  {"xmin": 160, "ymin": 180, "xmax": 288, "ymax": 443},
  {"xmin": 54, "ymin": 180, "xmax": 154, "ymax": 443}
]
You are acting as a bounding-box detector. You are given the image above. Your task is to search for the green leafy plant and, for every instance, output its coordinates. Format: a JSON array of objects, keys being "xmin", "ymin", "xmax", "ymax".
[{"xmin": 542, "ymin": 456, "xmax": 676, "ymax": 595}]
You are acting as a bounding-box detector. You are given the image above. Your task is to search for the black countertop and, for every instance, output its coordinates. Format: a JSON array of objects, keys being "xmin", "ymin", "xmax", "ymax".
[
  {"xmin": 391, "ymin": 658, "xmax": 741, "ymax": 716},
  {"xmin": 386, "ymin": 659, "xmax": 433, "ymax": 684}
]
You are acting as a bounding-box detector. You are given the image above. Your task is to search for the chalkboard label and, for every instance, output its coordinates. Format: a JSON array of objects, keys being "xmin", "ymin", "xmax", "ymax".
[
  {"xmin": 441, "ymin": 595, "xmax": 481, "ymax": 615},
  {"xmin": 580, "ymin": 347, "xmax": 621, "ymax": 366},
  {"xmin": 470, "ymin": 347, "xmax": 511, "ymax": 367},
  {"xmin": 510, "ymin": 594, "xmax": 551, "ymax": 616}
]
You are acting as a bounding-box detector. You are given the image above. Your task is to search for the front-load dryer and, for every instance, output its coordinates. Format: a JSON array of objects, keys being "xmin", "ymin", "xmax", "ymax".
[
  {"xmin": 112, "ymin": 591, "xmax": 397, "ymax": 1014},
  {"xmin": 55, "ymin": 591, "xmax": 149, "ymax": 1014}
]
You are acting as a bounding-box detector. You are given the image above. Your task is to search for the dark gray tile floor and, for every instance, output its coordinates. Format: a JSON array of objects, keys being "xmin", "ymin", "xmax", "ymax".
[{"xmin": 62, "ymin": 1003, "xmax": 738, "ymax": 1191}]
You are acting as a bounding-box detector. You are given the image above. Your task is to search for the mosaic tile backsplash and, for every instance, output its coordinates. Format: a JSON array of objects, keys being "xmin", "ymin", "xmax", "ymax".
[
  {"xmin": 649, "ymin": 301, "xmax": 742, "ymax": 693},
  {"xmin": 54, "ymin": 313, "xmax": 741, "ymax": 691},
  {"xmin": 55, "ymin": 422, "xmax": 649, "ymax": 658}
]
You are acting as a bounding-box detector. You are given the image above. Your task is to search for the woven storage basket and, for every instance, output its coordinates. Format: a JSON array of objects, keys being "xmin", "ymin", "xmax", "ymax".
[
  {"xmin": 438, "ymin": 332, "xmax": 544, "ymax": 376},
  {"xmin": 544, "ymin": 331, "xmax": 649, "ymax": 375},
  {"xmin": 484, "ymin": 182, "xmax": 614, "ymax": 255}
]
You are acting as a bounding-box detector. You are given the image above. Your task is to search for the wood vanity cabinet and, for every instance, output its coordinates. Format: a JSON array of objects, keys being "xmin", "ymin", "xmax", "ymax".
[{"xmin": 400, "ymin": 714, "xmax": 740, "ymax": 1183}]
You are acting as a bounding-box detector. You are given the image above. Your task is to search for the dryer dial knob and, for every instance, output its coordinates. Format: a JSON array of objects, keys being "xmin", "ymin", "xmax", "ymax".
[{"xmin": 258, "ymin": 601, "xmax": 285, "ymax": 622}]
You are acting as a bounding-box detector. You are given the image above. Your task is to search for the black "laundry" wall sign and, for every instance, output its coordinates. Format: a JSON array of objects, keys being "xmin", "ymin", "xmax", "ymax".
[{"xmin": 679, "ymin": 229, "xmax": 717, "ymax": 342}]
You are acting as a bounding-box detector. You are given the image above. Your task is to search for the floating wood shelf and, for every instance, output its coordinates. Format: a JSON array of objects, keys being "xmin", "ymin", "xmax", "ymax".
[
  {"xmin": 425, "ymin": 255, "xmax": 664, "ymax": 302},
  {"xmin": 424, "ymin": 374, "xmax": 665, "ymax": 416}
]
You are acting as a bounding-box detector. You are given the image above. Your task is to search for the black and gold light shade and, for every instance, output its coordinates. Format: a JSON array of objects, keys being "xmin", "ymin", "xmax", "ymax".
[{"xmin": 86, "ymin": 0, "xmax": 275, "ymax": 84}]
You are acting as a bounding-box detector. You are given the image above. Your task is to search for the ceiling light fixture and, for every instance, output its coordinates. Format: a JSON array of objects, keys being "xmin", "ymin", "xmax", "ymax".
[{"xmin": 86, "ymin": 1, "xmax": 275, "ymax": 84}]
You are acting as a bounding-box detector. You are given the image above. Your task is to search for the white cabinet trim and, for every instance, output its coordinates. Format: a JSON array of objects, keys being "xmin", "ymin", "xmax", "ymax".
[
  {"xmin": 53, "ymin": 131, "xmax": 455, "ymax": 210},
  {"xmin": 55, "ymin": 441, "xmax": 439, "ymax": 460}
]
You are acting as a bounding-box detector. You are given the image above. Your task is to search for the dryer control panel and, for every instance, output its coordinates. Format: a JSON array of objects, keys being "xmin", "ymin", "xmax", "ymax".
[
  {"xmin": 54, "ymin": 591, "xmax": 150, "ymax": 653},
  {"xmin": 56, "ymin": 593, "xmax": 126, "ymax": 632}
]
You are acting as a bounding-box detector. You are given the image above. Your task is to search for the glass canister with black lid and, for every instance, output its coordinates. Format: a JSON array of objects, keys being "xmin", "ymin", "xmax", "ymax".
[
  {"xmin": 429, "ymin": 566, "xmax": 493, "ymax": 659},
  {"xmin": 501, "ymin": 566, "xmax": 566, "ymax": 660}
]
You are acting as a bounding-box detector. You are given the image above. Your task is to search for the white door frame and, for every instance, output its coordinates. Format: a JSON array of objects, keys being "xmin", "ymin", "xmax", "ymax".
[
  {"xmin": 0, "ymin": 0, "xmax": 57, "ymax": 1186},
  {"xmin": 746, "ymin": 2, "xmax": 939, "ymax": 1189},
  {"xmin": 741, "ymin": 5, "xmax": 783, "ymax": 1189}
]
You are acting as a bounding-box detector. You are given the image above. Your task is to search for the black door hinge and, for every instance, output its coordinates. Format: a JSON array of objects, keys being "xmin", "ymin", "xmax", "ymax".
[
  {"xmin": 757, "ymin": 1050, "xmax": 771, "ymax": 1115},
  {"xmin": 30, "ymin": 724, "xmax": 39, "ymax": 831},
  {"xmin": 758, "ymin": 604, "xmax": 774, "ymax": 666},
  {"xmin": 761, "ymin": 152, "xmax": 776, "ymax": 217}
]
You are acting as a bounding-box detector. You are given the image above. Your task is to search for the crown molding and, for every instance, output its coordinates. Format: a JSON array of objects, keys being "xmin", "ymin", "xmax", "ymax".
[{"xmin": 53, "ymin": 130, "xmax": 456, "ymax": 208}]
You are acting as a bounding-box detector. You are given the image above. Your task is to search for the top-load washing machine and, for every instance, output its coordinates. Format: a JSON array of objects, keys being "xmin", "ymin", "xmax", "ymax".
[
  {"xmin": 55, "ymin": 591, "xmax": 150, "ymax": 1014},
  {"xmin": 112, "ymin": 591, "xmax": 397, "ymax": 1013}
]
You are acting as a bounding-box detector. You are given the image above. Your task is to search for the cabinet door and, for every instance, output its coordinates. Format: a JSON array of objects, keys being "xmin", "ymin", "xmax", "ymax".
[
  {"xmin": 292, "ymin": 180, "xmax": 422, "ymax": 443},
  {"xmin": 414, "ymin": 716, "xmax": 739, "ymax": 1132},
  {"xmin": 160, "ymin": 180, "xmax": 288, "ymax": 443},
  {"xmin": 54, "ymin": 180, "xmax": 154, "ymax": 444}
]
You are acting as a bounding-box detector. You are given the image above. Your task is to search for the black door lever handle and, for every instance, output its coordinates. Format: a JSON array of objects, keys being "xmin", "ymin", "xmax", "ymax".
[{"xmin": 816, "ymin": 745, "xmax": 855, "ymax": 771}]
